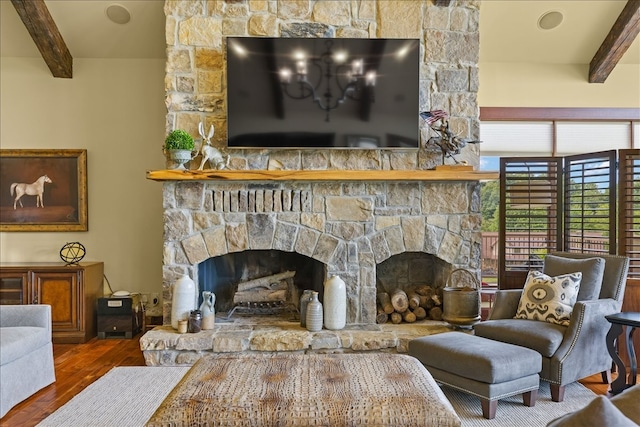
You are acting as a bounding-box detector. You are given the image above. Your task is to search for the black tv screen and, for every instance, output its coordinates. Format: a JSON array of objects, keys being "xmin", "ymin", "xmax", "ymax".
[{"xmin": 226, "ymin": 37, "xmax": 420, "ymax": 149}]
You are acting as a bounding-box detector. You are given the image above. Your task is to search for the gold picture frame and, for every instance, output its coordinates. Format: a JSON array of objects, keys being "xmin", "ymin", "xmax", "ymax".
[{"xmin": 0, "ymin": 149, "xmax": 88, "ymax": 231}]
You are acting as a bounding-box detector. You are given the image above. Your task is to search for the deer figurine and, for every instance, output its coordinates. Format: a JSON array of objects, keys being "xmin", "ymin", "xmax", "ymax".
[{"xmin": 197, "ymin": 122, "xmax": 229, "ymax": 170}]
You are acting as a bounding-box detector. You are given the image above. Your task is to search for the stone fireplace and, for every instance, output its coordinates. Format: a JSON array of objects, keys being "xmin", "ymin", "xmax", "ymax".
[
  {"xmin": 159, "ymin": 0, "xmax": 484, "ymax": 324},
  {"xmin": 143, "ymin": 172, "xmax": 485, "ymax": 364},
  {"xmin": 143, "ymin": 1, "xmax": 486, "ymax": 364},
  {"xmin": 162, "ymin": 178, "xmax": 481, "ymax": 325}
]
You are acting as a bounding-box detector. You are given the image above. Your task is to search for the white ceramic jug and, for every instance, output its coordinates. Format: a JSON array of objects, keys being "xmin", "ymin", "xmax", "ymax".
[{"xmin": 199, "ymin": 291, "xmax": 216, "ymax": 330}]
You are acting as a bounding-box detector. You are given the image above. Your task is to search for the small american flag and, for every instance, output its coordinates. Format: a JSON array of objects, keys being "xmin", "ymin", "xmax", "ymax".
[{"xmin": 420, "ymin": 110, "xmax": 448, "ymax": 125}]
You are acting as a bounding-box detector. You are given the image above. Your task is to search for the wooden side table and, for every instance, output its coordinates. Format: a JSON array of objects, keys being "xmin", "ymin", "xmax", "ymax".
[
  {"xmin": 480, "ymin": 287, "xmax": 497, "ymax": 321},
  {"xmin": 605, "ymin": 312, "xmax": 640, "ymax": 394}
]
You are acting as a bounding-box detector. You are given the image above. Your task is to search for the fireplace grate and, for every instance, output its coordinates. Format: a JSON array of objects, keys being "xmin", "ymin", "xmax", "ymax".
[{"xmin": 226, "ymin": 300, "xmax": 299, "ymax": 320}]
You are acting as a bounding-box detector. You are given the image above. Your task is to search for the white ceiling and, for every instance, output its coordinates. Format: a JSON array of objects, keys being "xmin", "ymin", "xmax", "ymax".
[
  {"xmin": 480, "ymin": 0, "xmax": 639, "ymax": 65},
  {"xmin": 0, "ymin": 0, "xmax": 638, "ymax": 65},
  {"xmin": 0, "ymin": 1, "xmax": 166, "ymax": 59}
]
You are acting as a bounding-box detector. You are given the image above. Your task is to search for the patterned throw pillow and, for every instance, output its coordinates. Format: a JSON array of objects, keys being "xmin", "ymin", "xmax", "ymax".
[{"xmin": 515, "ymin": 270, "xmax": 582, "ymax": 326}]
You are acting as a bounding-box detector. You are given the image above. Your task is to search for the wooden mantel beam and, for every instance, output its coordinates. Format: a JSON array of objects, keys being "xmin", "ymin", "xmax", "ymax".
[
  {"xmin": 146, "ymin": 168, "xmax": 499, "ymax": 182},
  {"xmin": 589, "ymin": 0, "xmax": 640, "ymax": 83},
  {"xmin": 11, "ymin": 0, "xmax": 73, "ymax": 78}
]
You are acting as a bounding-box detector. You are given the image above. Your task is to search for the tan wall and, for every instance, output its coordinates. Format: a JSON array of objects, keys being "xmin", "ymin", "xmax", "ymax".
[
  {"xmin": 1, "ymin": 2, "xmax": 637, "ymax": 305},
  {"xmin": 0, "ymin": 57, "xmax": 166, "ymax": 297},
  {"xmin": 479, "ymin": 62, "xmax": 640, "ymax": 108}
]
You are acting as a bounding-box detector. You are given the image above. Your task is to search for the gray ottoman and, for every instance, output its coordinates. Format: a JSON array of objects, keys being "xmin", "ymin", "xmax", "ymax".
[{"xmin": 408, "ymin": 331, "xmax": 541, "ymax": 419}]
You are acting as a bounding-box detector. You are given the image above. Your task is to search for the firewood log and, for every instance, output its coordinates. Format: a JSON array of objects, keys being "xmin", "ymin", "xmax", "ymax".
[
  {"xmin": 233, "ymin": 289, "xmax": 287, "ymax": 304},
  {"xmin": 236, "ymin": 271, "xmax": 296, "ymax": 292},
  {"xmin": 390, "ymin": 312, "xmax": 403, "ymax": 324},
  {"xmin": 418, "ymin": 295, "xmax": 430, "ymax": 308},
  {"xmin": 402, "ymin": 310, "xmax": 417, "ymax": 323},
  {"xmin": 390, "ymin": 289, "xmax": 409, "ymax": 313},
  {"xmin": 414, "ymin": 285, "xmax": 433, "ymax": 297},
  {"xmin": 413, "ymin": 306, "xmax": 427, "ymax": 320},
  {"xmin": 408, "ymin": 292, "xmax": 421, "ymax": 310},
  {"xmin": 429, "ymin": 306, "xmax": 443, "ymax": 321},
  {"xmin": 376, "ymin": 313, "xmax": 389, "ymax": 324},
  {"xmin": 376, "ymin": 305, "xmax": 389, "ymax": 324},
  {"xmin": 431, "ymin": 294, "xmax": 442, "ymax": 306},
  {"xmin": 377, "ymin": 292, "xmax": 394, "ymax": 314},
  {"xmin": 422, "ymin": 297, "xmax": 435, "ymax": 309}
]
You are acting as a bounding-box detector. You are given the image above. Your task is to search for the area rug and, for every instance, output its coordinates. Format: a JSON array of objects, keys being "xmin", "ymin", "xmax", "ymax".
[
  {"xmin": 441, "ymin": 381, "xmax": 597, "ymax": 427},
  {"xmin": 37, "ymin": 366, "xmax": 597, "ymax": 427},
  {"xmin": 36, "ymin": 367, "xmax": 190, "ymax": 427}
]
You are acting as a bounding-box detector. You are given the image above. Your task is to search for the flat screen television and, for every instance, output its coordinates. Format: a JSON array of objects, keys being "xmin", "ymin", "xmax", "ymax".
[{"xmin": 226, "ymin": 37, "xmax": 420, "ymax": 149}]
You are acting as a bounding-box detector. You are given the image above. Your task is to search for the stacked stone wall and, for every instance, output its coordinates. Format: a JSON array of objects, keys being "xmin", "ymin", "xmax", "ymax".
[
  {"xmin": 164, "ymin": 0, "xmax": 481, "ymax": 170},
  {"xmin": 163, "ymin": 180, "xmax": 482, "ymax": 324},
  {"xmin": 162, "ymin": 0, "xmax": 482, "ymax": 326}
]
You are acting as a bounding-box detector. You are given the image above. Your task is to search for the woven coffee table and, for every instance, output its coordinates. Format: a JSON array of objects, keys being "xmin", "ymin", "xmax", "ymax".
[{"xmin": 145, "ymin": 352, "xmax": 461, "ymax": 426}]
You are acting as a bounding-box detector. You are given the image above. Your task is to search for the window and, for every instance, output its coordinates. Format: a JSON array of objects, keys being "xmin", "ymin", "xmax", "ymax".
[
  {"xmin": 479, "ymin": 108, "xmax": 640, "ymax": 288},
  {"xmin": 498, "ymin": 156, "xmax": 562, "ymax": 289},
  {"xmin": 619, "ymin": 150, "xmax": 640, "ymax": 281},
  {"xmin": 556, "ymin": 122, "xmax": 630, "ymax": 156},
  {"xmin": 481, "ymin": 122, "xmax": 553, "ymax": 156}
]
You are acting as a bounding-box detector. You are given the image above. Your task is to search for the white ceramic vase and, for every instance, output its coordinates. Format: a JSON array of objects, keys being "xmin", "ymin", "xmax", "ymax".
[
  {"xmin": 323, "ymin": 275, "xmax": 346, "ymax": 330},
  {"xmin": 171, "ymin": 274, "xmax": 196, "ymax": 330},
  {"xmin": 299, "ymin": 290, "xmax": 313, "ymax": 328},
  {"xmin": 305, "ymin": 291, "xmax": 323, "ymax": 332}
]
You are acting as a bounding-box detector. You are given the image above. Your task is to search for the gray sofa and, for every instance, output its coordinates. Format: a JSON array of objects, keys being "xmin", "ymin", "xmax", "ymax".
[{"xmin": 0, "ymin": 305, "xmax": 56, "ymax": 418}]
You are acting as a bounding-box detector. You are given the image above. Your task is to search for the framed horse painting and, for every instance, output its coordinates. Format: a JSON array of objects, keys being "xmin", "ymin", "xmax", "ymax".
[{"xmin": 0, "ymin": 149, "xmax": 88, "ymax": 231}]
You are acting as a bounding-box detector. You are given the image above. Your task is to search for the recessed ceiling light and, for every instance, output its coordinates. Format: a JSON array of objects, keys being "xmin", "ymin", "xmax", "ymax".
[
  {"xmin": 538, "ymin": 11, "xmax": 563, "ymax": 30},
  {"xmin": 105, "ymin": 4, "xmax": 131, "ymax": 25}
]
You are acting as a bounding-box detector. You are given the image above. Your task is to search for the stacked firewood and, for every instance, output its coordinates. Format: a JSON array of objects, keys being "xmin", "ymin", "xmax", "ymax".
[
  {"xmin": 376, "ymin": 285, "xmax": 443, "ymax": 324},
  {"xmin": 232, "ymin": 271, "xmax": 296, "ymax": 305}
]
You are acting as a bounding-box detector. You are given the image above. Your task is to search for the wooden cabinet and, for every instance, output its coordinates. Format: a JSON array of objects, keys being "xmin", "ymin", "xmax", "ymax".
[
  {"xmin": 0, "ymin": 270, "xmax": 28, "ymax": 304},
  {"xmin": 0, "ymin": 262, "xmax": 104, "ymax": 343}
]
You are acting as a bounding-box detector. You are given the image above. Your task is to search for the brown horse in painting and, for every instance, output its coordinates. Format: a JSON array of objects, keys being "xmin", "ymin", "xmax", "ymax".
[{"xmin": 10, "ymin": 175, "xmax": 52, "ymax": 209}]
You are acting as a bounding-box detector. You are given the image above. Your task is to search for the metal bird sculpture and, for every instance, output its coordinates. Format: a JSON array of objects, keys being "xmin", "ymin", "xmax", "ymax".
[{"xmin": 420, "ymin": 111, "xmax": 481, "ymax": 164}]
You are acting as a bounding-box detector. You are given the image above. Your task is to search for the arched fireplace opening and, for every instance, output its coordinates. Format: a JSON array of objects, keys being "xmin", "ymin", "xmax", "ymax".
[
  {"xmin": 376, "ymin": 252, "xmax": 452, "ymax": 293},
  {"xmin": 198, "ymin": 250, "xmax": 325, "ymax": 316},
  {"xmin": 375, "ymin": 252, "xmax": 453, "ymax": 323}
]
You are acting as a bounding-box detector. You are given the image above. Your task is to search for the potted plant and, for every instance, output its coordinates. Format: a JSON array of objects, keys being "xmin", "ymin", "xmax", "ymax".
[{"xmin": 164, "ymin": 129, "xmax": 195, "ymax": 170}]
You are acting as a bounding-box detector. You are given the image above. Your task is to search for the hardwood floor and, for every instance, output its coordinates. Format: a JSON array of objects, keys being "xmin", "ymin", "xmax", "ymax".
[
  {"xmin": 1, "ymin": 334, "xmax": 637, "ymax": 426},
  {"xmin": 1, "ymin": 334, "xmax": 145, "ymax": 427}
]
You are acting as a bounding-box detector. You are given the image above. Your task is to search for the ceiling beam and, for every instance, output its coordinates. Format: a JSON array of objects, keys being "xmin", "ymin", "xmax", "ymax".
[
  {"xmin": 11, "ymin": 0, "xmax": 72, "ymax": 78},
  {"xmin": 589, "ymin": 0, "xmax": 640, "ymax": 83}
]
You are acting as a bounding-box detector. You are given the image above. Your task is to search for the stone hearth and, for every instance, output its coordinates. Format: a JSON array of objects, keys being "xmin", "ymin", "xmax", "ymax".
[{"xmin": 141, "ymin": 317, "xmax": 454, "ymax": 366}]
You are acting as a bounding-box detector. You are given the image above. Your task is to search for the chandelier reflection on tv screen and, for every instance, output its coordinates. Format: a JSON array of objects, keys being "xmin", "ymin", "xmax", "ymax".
[
  {"xmin": 278, "ymin": 40, "xmax": 376, "ymax": 122},
  {"xmin": 226, "ymin": 37, "xmax": 419, "ymax": 149}
]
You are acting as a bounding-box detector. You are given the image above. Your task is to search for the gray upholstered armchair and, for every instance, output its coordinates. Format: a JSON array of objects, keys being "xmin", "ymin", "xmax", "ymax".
[{"xmin": 474, "ymin": 252, "xmax": 629, "ymax": 402}]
